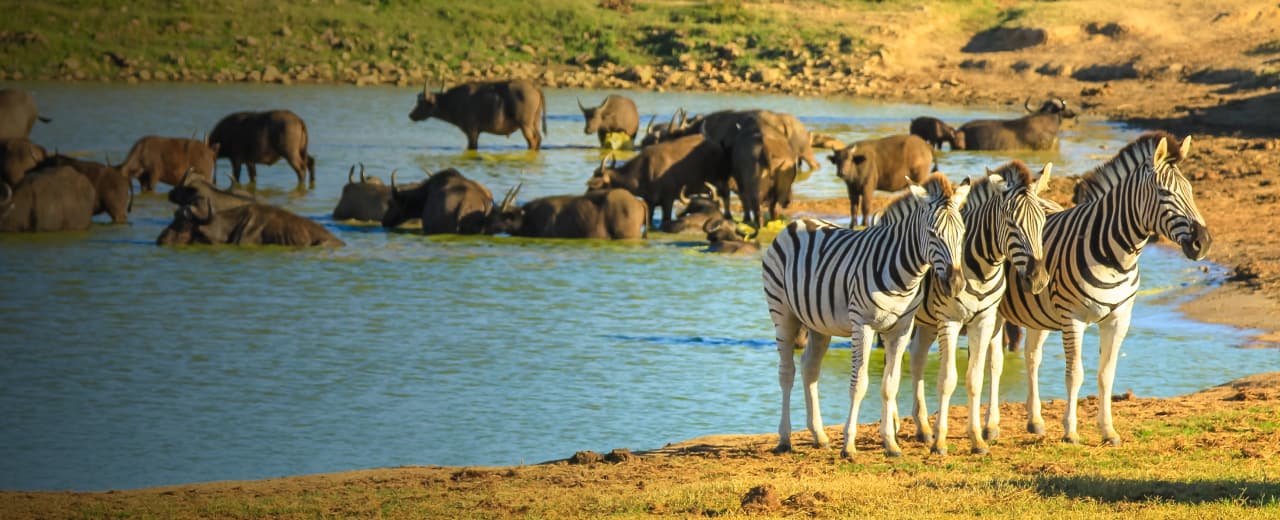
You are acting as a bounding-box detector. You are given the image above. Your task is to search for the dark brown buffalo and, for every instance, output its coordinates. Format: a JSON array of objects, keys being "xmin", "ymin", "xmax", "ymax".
[
  {"xmin": 0, "ymin": 88, "xmax": 51, "ymax": 140},
  {"xmin": 332, "ymin": 164, "xmax": 392, "ymax": 222},
  {"xmin": 158, "ymin": 200, "xmax": 343, "ymax": 247},
  {"xmin": 168, "ymin": 169, "xmax": 256, "ymax": 212},
  {"xmin": 380, "ymin": 168, "xmax": 493, "ymax": 234},
  {"xmin": 208, "ymin": 110, "xmax": 316, "ymax": 186},
  {"xmin": 909, "ymin": 116, "xmax": 964, "ymax": 150},
  {"xmin": 0, "ymin": 166, "xmax": 96, "ymax": 232},
  {"xmin": 956, "ymin": 97, "xmax": 1077, "ymax": 150},
  {"xmin": 37, "ymin": 154, "xmax": 131, "ymax": 223},
  {"xmin": 409, "ymin": 80, "xmax": 547, "ymax": 151},
  {"xmin": 638, "ymin": 108, "xmax": 690, "ymax": 147},
  {"xmin": 722, "ymin": 120, "xmax": 799, "ymax": 228},
  {"xmin": 1, "ymin": 138, "xmax": 48, "ymax": 186},
  {"xmin": 579, "ymin": 94, "xmax": 640, "ymax": 148},
  {"xmin": 661, "ymin": 183, "xmax": 724, "ymax": 234},
  {"xmin": 703, "ymin": 218, "xmax": 760, "ymax": 254},
  {"xmin": 118, "ymin": 136, "xmax": 219, "ymax": 192},
  {"xmin": 652, "ymin": 109, "xmax": 819, "ymax": 173},
  {"xmin": 829, "ymin": 134, "xmax": 934, "ymax": 227},
  {"xmin": 486, "ymin": 185, "xmax": 647, "ymax": 239},
  {"xmin": 587, "ymin": 133, "xmax": 728, "ymax": 230}
]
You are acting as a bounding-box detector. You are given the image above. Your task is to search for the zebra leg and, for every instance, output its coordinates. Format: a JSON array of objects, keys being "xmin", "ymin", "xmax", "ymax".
[
  {"xmin": 1023, "ymin": 328, "xmax": 1050, "ymax": 436},
  {"xmin": 1061, "ymin": 321, "xmax": 1086, "ymax": 444},
  {"xmin": 932, "ymin": 321, "xmax": 962, "ymax": 455},
  {"xmin": 1096, "ymin": 303, "xmax": 1133, "ymax": 446},
  {"xmin": 984, "ymin": 314, "xmax": 1005, "ymax": 441},
  {"xmin": 773, "ymin": 314, "xmax": 803, "ymax": 453},
  {"xmin": 801, "ymin": 330, "xmax": 833, "ymax": 449},
  {"xmin": 841, "ymin": 323, "xmax": 874, "ymax": 459},
  {"xmin": 879, "ymin": 320, "xmax": 915, "ymax": 458},
  {"xmin": 965, "ymin": 315, "xmax": 996, "ymax": 454},
  {"xmin": 909, "ymin": 323, "xmax": 937, "ymax": 444}
]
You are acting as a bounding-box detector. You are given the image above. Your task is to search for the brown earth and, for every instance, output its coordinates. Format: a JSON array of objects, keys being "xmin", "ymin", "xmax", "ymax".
[{"xmin": 3, "ymin": 0, "xmax": 1280, "ymax": 515}]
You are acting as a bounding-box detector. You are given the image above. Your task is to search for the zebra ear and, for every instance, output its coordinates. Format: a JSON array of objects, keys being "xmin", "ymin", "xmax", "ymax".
[
  {"xmin": 1153, "ymin": 137, "xmax": 1170, "ymax": 164},
  {"xmin": 1179, "ymin": 135, "xmax": 1192, "ymax": 159},
  {"xmin": 952, "ymin": 177, "xmax": 972, "ymax": 208},
  {"xmin": 1033, "ymin": 163, "xmax": 1053, "ymax": 195},
  {"xmin": 907, "ymin": 181, "xmax": 929, "ymax": 200}
]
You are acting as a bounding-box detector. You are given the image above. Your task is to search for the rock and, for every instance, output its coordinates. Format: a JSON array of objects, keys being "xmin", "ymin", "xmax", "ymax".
[
  {"xmin": 741, "ymin": 484, "xmax": 781, "ymax": 513},
  {"xmin": 262, "ymin": 65, "xmax": 283, "ymax": 83},
  {"xmin": 1036, "ymin": 62, "xmax": 1072, "ymax": 77},
  {"xmin": 962, "ymin": 27, "xmax": 1048, "ymax": 52},
  {"xmin": 1085, "ymin": 22, "xmax": 1129, "ymax": 39},
  {"xmin": 604, "ymin": 448, "xmax": 637, "ymax": 463},
  {"xmin": 620, "ymin": 64, "xmax": 654, "ymax": 84},
  {"xmin": 1072, "ymin": 62, "xmax": 1139, "ymax": 82}
]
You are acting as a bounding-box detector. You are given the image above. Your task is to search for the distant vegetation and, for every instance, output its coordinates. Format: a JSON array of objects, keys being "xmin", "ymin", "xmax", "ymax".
[{"xmin": 0, "ymin": 0, "xmax": 989, "ymax": 84}]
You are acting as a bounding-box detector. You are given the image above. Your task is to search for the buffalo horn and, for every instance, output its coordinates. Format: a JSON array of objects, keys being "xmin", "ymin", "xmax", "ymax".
[
  {"xmin": 0, "ymin": 183, "xmax": 11, "ymax": 206},
  {"xmin": 224, "ymin": 172, "xmax": 238, "ymax": 188},
  {"xmin": 1057, "ymin": 97, "xmax": 1068, "ymax": 111},
  {"xmin": 676, "ymin": 107, "xmax": 688, "ymax": 128},
  {"xmin": 1023, "ymin": 96, "xmax": 1035, "ymax": 113},
  {"xmin": 599, "ymin": 154, "xmax": 611, "ymax": 171},
  {"xmin": 667, "ymin": 110, "xmax": 679, "ymax": 130},
  {"xmin": 348, "ymin": 164, "xmax": 356, "ymax": 184},
  {"xmin": 360, "ymin": 163, "xmax": 367, "ymax": 183},
  {"xmin": 390, "ymin": 170, "xmax": 398, "ymax": 191},
  {"xmin": 679, "ymin": 185, "xmax": 690, "ymax": 205},
  {"xmin": 704, "ymin": 181, "xmax": 719, "ymax": 201},
  {"xmin": 577, "ymin": 97, "xmax": 586, "ymax": 111},
  {"xmin": 500, "ymin": 183, "xmax": 522, "ymax": 211},
  {"xmin": 645, "ymin": 114, "xmax": 657, "ymax": 135},
  {"xmin": 178, "ymin": 167, "xmax": 197, "ymax": 187}
]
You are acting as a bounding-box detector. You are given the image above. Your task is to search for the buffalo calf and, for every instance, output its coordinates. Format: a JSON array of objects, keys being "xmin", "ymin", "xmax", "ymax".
[{"xmin": 118, "ymin": 136, "xmax": 219, "ymax": 192}]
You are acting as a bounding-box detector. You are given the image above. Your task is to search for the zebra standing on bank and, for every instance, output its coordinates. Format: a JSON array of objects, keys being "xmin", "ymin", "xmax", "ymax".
[
  {"xmin": 763, "ymin": 174, "xmax": 970, "ymax": 458},
  {"xmin": 907, "ymin": 161, "xmax": 1053, "ymax": 456},
  {"xmin": 995, "ymin": 131, "xmax": 1211, "ymax": 445}
]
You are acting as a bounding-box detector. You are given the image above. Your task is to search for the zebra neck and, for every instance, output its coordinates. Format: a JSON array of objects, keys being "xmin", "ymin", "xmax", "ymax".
[
  {"xmin": 1088, "ymin": 187, "xmax": 1156, "ymax": 272},
  {"xmin": 860, "ymin": 220, "xmax": 931, "ymax": 293},
  {"xmin": 962, "ymin": 199, "xmax": 1007, "ymax": 278}
]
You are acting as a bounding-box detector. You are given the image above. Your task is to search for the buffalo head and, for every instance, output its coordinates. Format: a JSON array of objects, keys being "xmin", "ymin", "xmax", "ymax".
[
  {"xmin": 579, "ymin": 98, "xmax": 602, "ymax": 135},
  {"xmin": 409, "ymin": 84, "xmax": 441, "ymax": 122},
  {"xmin": 586, "ymin": 154, "xmax": 636, "ymax": 192},
  {"xmin": 485, "ymin": 183, "xmax": 524, "ymax": 234},
  {"xmin": 829, "ymin": 145, "xmax": 871, "ymax": 184},
  {"xmin": 1025, "ymin": 97, "xmax": 1077, "ymax": 119}
]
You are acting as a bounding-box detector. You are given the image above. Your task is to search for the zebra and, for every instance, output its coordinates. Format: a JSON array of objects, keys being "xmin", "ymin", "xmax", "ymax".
[
  {"xmin": 763, "ymin": 173, "xmax": 970, "ymax": 458},
  {"xmin": 907, "ymin": 160, "xmax": 1053, "ymax": 456},
  {"xmin": 995, "ymin": 131, "xmax": 1211, "ymax": 445}
]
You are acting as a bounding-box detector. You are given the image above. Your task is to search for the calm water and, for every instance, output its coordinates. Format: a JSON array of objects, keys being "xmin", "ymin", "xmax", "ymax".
[{"xmin": 0, "ymin": 82, "xmax": 1267, "ymax": 491}]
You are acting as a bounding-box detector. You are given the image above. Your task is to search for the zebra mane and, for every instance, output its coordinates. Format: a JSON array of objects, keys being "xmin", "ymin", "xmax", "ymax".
[
  {"xmin": 878, "ymin": 173, "xmax": 953, "ymax": 226},
  {"xmin": 965, "ymin": 160, "xmax": 1033, "ymax": 210},
  {"xmin": 1075, "ymin": 131, "xmax": 1182, "ymax": 203}
]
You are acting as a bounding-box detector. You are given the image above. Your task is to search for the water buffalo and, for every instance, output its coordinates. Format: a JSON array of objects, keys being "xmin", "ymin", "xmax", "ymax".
[
  {"xmin": 586, "ymin": 133, "xmax": 728, "ymax": 230},
  {"xmin": 158, "ymin": 200, "xmax": 343, "ymax": 247},
  {"xmin": 1, "ymin": 138, "xmax": 48, "ymax": 186},
  {"xmin": 652, "ymin": 109, "xmax": 819, "ymax": 173},
  {"xmin": 409, "ymin": 79, "xmax": 547, "ymax": 151},
  {"xmin": 703, "ymin": 218, "xmax": 759, "ymax": 255},
  {"xmin": 579, "ymin": 94, "xmax": 640, "ymax": 149},
  {"xmin": 0, "ymin": 166, "xmax": 96, "ymax": 232},
  {"xmin": 661, "ymin": 183, "xmax": 725, "ymax": 234},
  {"xmin": 381, "ymin": 168, "xmax": 493, "ymax": 234},
  {"xmin": 37, "ymin": 154, "xmax": 131, "ymax": 223},
  {"xmin": 118, "ymin": 136, "xmax": 219, "ymax": 192},
  {"xmin": 486, "ymin": 184, "xmax": 647, "ymax": 239},
  {"xmin": 167, "ymin": 168, "xmax": 256, "ymax": 212},
  {"xmin": 909, "ymin": 116, "xmax": 964, "ymax": 150},
  {"xmin": 829, "ymin": 134, "xmax": 934, "ymax": 227},
  {"xmin": 0, "ymin": 88, "xmax": 51, "ymax": 140},
  {"xmin": 208, "ymin": 110, "xmax": 316, "ymax": 187},
  {"xmin": 638, "ymin": 108, "xmax": 689, "ymax": 147},
  {"xmin": 956, "ymin": 98, "xmax": 1077, "ymax": 150},
  {"xmin": 699, "ymin": 118, "xmax": 799, "ymax": 228},
  {"xmin": 332, "ymin": 164, "xmax": 392, "ymax": 222}
]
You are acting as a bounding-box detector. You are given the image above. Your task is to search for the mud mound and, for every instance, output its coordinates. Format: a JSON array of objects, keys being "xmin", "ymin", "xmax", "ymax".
[{"xmin": 962, "ymin": 27, "xmax": 1048, "ymax": 53}]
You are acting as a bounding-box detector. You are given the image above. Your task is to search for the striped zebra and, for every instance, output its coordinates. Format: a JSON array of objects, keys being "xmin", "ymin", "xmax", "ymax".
[
  {"xmin": 907, "ymin": 161, "xmax": 1052, "ymax": 456},
  {"xmin": 996, "ymin": 131, "xmax": 1211, "ymax": 445},
  {"xmin": 763, "ymin": 174, "xmax": 970, "ymax": 458}
]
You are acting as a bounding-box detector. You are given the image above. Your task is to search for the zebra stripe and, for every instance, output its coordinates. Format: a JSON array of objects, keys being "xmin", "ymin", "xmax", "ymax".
[
  {"xmin": 764, "ymin": 174, "xmax": 970, "ymax": 458},
  {"xmin": 995, "ymin": 131, "xmax": 1211, "ymax": 445},
  {"xmin": 907, "ymin": 160, "xmax": 1052, "ymax": 455}
]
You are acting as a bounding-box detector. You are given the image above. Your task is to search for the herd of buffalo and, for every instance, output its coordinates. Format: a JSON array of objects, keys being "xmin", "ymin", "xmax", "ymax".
[{"xmin": 0, "ymin": 80, "xmax": 1078, "ymax": 249}]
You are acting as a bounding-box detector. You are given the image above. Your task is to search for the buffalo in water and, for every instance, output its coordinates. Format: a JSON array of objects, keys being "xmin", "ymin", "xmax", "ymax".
[
  {"xmin": 579, "ymin": 94, "xmax": 640, "ymax": 149},
  {"xmin": 701, "ymin": 117, "xmax": 800, "ymax": 228},
  {"xmin": 158, "ymin": 200, "xmax": 343, "ymax": 247},
  {"xmin": 830, "ymin": 134, "xmax": 935, "ymax": 227},
  {"xmin": 661, "ymin": 183, "xmax": 725, "ymax": 234},
  {"xmin": 381, "ymin": 168, "xmax": 493, "ymax": 234},
  {"xmin": 0, "ymin": 166, "xmax": 96, "ymax": 232},
  {"xmin": 587, "ymin": 134, "xmax": 728, "ymax": 230},
  {"xmin": 909, "ymin": 116, "xmax": 964, "ymax": 151},
  {"xmin": 1, "ymin": 138, "xmax": 48, "ymax": 186},
  {"xmin": 703, "ymin": 218, "xmax": 759, "ymax": 255},
  {"xmin": 118, "ymin": 136, "xmax": 220, "ymax": 192},
  {"xmin": 956, "ymin": 97, "xmax": 1077, "ymax": 150},
  {"xmin": 37, "ymin": 154, "xmax": 132, "ymax": 223},
  {"xmin": 486, "ymin": 184, "xmax": 648, "ymax": 239},
  {"xmin": 409, "ymin": 80, "xmax": 547, "ymax": 151},
  {"xmin": 168, "ymin": 169, "xmax": 256, "ymax": 212},
  {"xmin": 208, "ymin": 109, "xmax": 316, "ymax": 187},
  {"xmin": 332, "ymin": 164, "xmax": 392, "ymax": 222},
  {"xmin": 0, "ymin": 88, "xmax": 52, "ymax": 140}
]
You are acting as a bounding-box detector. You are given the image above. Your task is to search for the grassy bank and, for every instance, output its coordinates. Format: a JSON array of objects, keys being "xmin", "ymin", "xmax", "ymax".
[
  {"xmin": 1, "ymin": 0, "xmax": 990, "ymax": 88},
  {"xmin": 3, "ymin": 374, "xmax": 1279, "ymax": 518}
]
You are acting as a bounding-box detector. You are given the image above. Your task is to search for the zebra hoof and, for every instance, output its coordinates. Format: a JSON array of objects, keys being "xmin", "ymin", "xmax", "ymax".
[
  {"xmin": 1062, "ymin": 434, "xmax": 1079, "ymax": 444},
  {"xmin": 839, "ymin": 448, "xmax": 853, "ymax": 459},
  {"xmin": 930, "ymin": 446, "xmax": 947, "ymax": 456},
  {"xmin": 1027, "ymin": 422, "xmax": 1046, "ymax": 435},
  {"xmin": 915, "ymin": 431, "xmax": 934, "ymax": 444},
  {"xmin": 885, "ymin": 449, "xmax": 903, "ymax": 458},
  {"xmin": 971, "ymin": 445, "xmax": 989, "ymax": 456},
  {"xmin": 983, "ymin": 426, "xmax": 1001, "ymax": 441},
  {"xmin": 773, "ymin": 443, "xmax": 792, "ymax": 455},
  {"xmin": 1102, "ymin": 436, "xmax": 1122, "ymax": 447}
]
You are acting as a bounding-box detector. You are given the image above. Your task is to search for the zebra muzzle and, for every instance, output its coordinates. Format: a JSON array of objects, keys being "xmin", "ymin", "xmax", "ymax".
[
  {"xmin": 1025, "ymin": 258, "xmax": 1050, "ymax": 294},
  {"xmin": 1180, "ymin": 222, "xmax": 1212, "ymax": 261}
]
